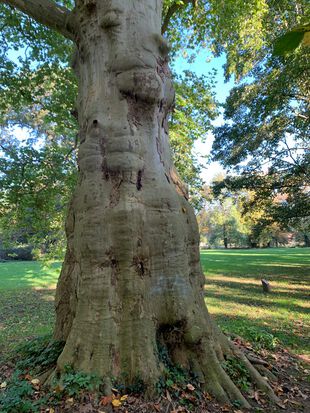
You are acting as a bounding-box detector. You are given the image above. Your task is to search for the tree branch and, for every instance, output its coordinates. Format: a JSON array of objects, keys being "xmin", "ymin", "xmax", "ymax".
[
  {"xmin": 294, "ymin": 112, "xmax": 309, "ymax": 120},
  {"xmin": 162, "ymin": 0, "xmax": 197, "ymax": 34},
  {"xmin": 0, "ymin": 0, "xmax": 75, "ymax": 40}
]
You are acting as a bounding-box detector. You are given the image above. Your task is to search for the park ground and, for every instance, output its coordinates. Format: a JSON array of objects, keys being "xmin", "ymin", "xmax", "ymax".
[{"xmin": 0, "ymin": 248, "xmax": 309, "ymax": 412}]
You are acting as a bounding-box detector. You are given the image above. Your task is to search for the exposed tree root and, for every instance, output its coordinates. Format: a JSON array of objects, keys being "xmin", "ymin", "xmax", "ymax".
[
  {"xmin": 229, "ymin": 340, "xmax": 280, "ymax": 404},
  {"xmin": 155, "ymin": 316, "xmax": 280, "ymax": 408},
  {"xmin": 39, "ymin": 319, "xmax": 281, "ymax": 411},
  {"xmin": 246, "ymin": 354, "xmax": 269, "ymax": 366},
  {"xmin": 255, "ymin": 365, "xmax": 277, "ymax": 382},
  {"xmin": 37, "ymin": 367, "xmax": 55, "ymax": 385}
]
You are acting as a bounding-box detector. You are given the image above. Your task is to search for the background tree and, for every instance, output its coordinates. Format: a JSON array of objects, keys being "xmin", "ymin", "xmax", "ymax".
[
  {"xmin": 211, "ymin": 0, "xmax": 310, "ymax": 235},
  {"xmin": 198, "ymin": 182, "xmax": 251, "ymax": 248},
  {"xmin": 198, "ymin": 197, "xmax": 251, "ymax": 249},
  {"xmin": 170, "ymin": 69, "xmax": 218, "ymax": 209},
  {"xmin": 0, "ymin": 123, "xmax": 77, "ymax": 258}
]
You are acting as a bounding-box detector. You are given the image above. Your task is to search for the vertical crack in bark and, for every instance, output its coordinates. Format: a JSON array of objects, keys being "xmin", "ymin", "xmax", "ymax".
[
  {"xmin": 132, "ymin": 256, "xmax": 148, "ymax": 278},
  {"xmin": 136, "ymin": 170, "xmax": 143, "ymax": 190}
]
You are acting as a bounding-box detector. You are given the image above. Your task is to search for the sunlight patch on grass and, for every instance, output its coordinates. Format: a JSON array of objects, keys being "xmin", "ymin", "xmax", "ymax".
[
  {"xmin": 203, "ymin": 248, "xmax": 310, "ymax": 354},
  {"xmin": 258, "ymin": 262, "xmax": 305, "ymax": 268},
  {"xmin": 0, "ymin": 249, "xmax": 309, "ymax": 357},
  {"xmin": 0, "ymin": 261, "xmax": 61, "ymax": 290}
]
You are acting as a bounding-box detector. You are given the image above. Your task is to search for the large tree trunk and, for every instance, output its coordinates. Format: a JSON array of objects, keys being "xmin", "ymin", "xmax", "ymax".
[{"xmin": 51, "ymin": 0, "xmax": 276, "ymax": 407}]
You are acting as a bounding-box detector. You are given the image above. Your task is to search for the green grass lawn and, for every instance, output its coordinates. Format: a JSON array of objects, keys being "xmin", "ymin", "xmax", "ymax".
[
  {"xmin": 0, "ymin": 248, "xmax": 309, "ymax": 360},
  {"xmin": 201, "ymin": 248, "xmax": 310, "ymax": 354},
  {"xmin": 0, "ymin": 261, "xmax": 60, "ymax": 359},
  {"xmin": 0, "ymin": 260, "xmax": 61, "ymax": 290}
]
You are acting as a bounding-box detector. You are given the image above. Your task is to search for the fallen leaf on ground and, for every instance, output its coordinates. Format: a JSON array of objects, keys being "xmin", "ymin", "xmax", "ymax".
[
  {"xmin": 112, "ymin": 398, "xmax": 122, "ymax": 407},
  {"xmin": 53, "ymin": 384, "xmax": 64, "ymax": 393},
  {"xmin": 297, "ymin": 390, "xmax": 307, "ymax": 399},
  {"xmin": 100, "ymin": 395, "xmax": 113, "ymax": 406},
  {"xmin": 186, "ymin": 383, "xmax": 195, "ymax": 391},
  {"xmin": 290, "ymin": 400, "xmax": 302, "ymax": 406},
  {"xmin": 250, "ymin": 390, "xmax": 261, "ymax": 402},
  {"xmin": 276, "ymin": 401, "xmax": 286, "ymax": 409}
]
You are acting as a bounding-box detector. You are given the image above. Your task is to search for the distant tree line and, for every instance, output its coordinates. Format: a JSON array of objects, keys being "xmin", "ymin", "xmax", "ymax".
[{"xmin": 198, "ymin": 177, "xmax": 309, "ymax": 249}]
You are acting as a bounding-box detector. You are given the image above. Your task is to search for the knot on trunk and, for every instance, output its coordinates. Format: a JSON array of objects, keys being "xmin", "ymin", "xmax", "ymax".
[{"xmin": 116, "ymin": 69, "xmax": 164, "ymax": 104}]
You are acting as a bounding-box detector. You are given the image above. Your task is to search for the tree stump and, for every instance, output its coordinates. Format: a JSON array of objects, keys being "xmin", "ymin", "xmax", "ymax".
[{"xmin": 261, "ymin": 279, "xmax": 271, "ymax": 293}]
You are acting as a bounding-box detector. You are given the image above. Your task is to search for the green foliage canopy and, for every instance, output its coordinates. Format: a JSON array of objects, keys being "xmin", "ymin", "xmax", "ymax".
[
  {"xmin": 2, "ymin": 0, "xmax": 309, "ymax": 253},
  {"xmin": 211, "ymin": 1, "xmax": 310, "ymax": 231}
]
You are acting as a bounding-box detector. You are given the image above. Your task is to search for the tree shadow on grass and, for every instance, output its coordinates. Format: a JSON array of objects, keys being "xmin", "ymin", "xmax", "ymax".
[
  {"xmin": 200, "ymin": 248, "xmax": 310, "ymax": 280},
  {"xmin": 0, "ymin": 288, "xmax": 56, "ymax": 359},
  {"xmin": 205, "ymin": 278, "xmax": 310, "ymax": 307},
  {"xmin": 212, "ymin": 313, "xmax": 310, "ymax": 353},
  {"xmin": 204, "ymin": 285, "xmax": 310, "ymax": 315}
]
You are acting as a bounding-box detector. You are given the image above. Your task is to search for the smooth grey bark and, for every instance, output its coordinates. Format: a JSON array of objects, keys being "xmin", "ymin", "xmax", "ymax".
[
  {"xmin": 1, "ymin": 0, "xmax": 278, "ymax": 407},
  {"xmin": 51, "ymin": 1, "xmax": 250, "ymax": 404}
]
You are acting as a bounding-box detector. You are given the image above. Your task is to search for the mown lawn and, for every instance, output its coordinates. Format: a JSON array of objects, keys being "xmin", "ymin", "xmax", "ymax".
[
  {"xmin": 0, "ymin": 248, "xmax": 309, "ymax": 360},
  {"xmin": 0, "ymin": 261, "xmax": 60, "ymax": 359},
  {"xmin": 202, "ymin": 248, "xmax": 310, "ymax": 355}
]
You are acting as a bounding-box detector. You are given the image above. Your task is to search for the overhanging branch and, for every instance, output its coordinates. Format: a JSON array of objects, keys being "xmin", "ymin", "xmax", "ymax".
[
  {"xmin": 162, "ymin": 0, "xmax": 197, "ymax": 34},
  {"xmin": 0, "ymin": 0, "xmax": 76, "ymax": 40}
]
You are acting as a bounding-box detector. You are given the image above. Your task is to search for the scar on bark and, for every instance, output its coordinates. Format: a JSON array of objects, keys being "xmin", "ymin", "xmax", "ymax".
[
  {"xmin": 125, "ymin": 94, "xmax": 144, "ymax": 129},
  {"xmin": 132, "ymin": 256, "xmax": 147, "ymax": 277},
  {"xmin": 156, "ymin": 320, "xmax": 192, "ymax": 371},
  {"xmin": 136, "ymin": 170, "xmax": 143, "ymax": 190},
  {"xmin": 100, "ymin": 139, "xmax": 110, "ymax": 180},
  {"xmin": 157, "ymin": 320, "xmax": 187, "ymax": 348},
  {"xmin": 105, "ymin": 249, "xmax": 119, "ymax": 286}
]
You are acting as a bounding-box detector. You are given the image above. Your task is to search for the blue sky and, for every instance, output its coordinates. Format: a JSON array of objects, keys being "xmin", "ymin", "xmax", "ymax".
[{"xmin": 173, "ymin": 50, "xmax": 235, "ymax": 183}]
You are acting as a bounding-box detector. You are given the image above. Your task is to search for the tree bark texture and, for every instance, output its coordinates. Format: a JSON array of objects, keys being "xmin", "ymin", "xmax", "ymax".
[
  {"xmin": 1, "ymin": 0, "xmax": 278, "ymax": 406},
  {"xmin": 50, "ymin": 1, "xmax": 280, "ymax": 406},
  {"xmin": 55, "ymin": 0, "xmax": 222, "ymax": 395}
]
